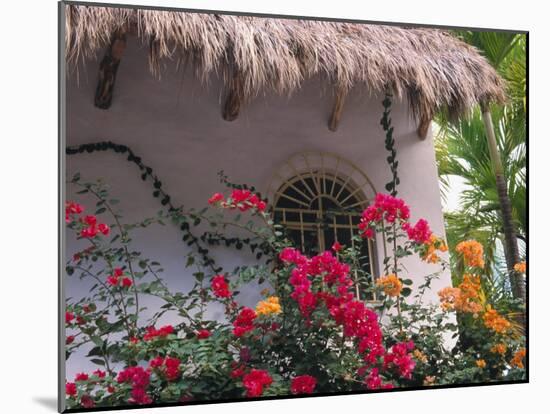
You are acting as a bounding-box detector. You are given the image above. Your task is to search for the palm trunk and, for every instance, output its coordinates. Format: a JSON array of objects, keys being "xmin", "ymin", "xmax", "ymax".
[{"xmin": 480, "ymin": 104, "xmax": 525, "ymax": 302}]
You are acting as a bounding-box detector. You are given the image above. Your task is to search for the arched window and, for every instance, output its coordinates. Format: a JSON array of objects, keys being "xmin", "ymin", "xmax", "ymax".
[{"xmin": 268, "ymin": 152, "xmax": 378, "ymax": 298}]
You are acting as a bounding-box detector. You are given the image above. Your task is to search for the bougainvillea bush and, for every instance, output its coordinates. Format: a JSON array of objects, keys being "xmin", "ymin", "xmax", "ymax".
[{"xmin": 64, "ymin": 176, "xmax": 526, "ymax": 410}]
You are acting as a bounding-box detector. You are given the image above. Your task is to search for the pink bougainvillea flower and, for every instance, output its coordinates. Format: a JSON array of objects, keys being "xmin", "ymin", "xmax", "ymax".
[
  {"xmin": 331, "ymin": 241, "xmax": 343, "ymax": 252},
  {"xmin": 291, "ymin": 375, "xmax": 317, "ymax": 394},
  {"xmin": 403, "ymin": 219, "xmax": 432, "ymax": 244}
]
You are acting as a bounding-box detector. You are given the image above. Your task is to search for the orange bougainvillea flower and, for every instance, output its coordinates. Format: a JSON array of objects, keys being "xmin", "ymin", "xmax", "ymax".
[
  {"xmin": 514, "ymin": 261, "xmax": 526, "ymax": 274},
  {"xmin": 456, "ymin": 240, "xmax": 485, "ymax": 268},
  {"xmin": 438, "ymin": 287, "xmax": 462, "ymax": 311},
  {"xmin": 438, "ymin": 273, "xmax": 482, "ymax": 313},
  {"xmin": 255, "ymin": 296, "xmax": 282, "ymax": 316},
  {"xmin": 422, "ymin": 234, "xmax": 448, "ymax": 263},
  {"xmin": 376, "ymin": 274, "xmax": 403, "ymax": 297},
  {"xmin": 476, "ymin": 359, "xmax": 486, "ymax": 368},
  {"xmin": 483, "ymin": 305, "xmax": 511, "ymax": 334},
  {"xmin": 413, "ymin": 349, "xmax": 428, "ymax": 364},
  {"xmin": 490, "ymin": 343, "xmax": 507, "ymax": 355},
  {"xmin": 510, "ymin": 348, "xmax": 526, "ymax": 369}
]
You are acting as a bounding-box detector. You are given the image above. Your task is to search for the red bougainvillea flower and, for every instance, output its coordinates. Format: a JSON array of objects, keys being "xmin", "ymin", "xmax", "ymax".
[
  {"xmin": 383, "ymin": 341, "xmax": 416, "ymax": 379},
  {"xmin": 66, "ymin": 335, "xmax": 75, "ymax": 345},
  {"xmin": 242, "ymin": 369, "xmax": 273, "ymax": 397},
  {"xmin": 75, "ymin": 373, "xmax": 89, "ymax": 382},
  {"xmin": 403, "ymin": 219, "xmax": 432, "ymax": 244},
  {"xmin": 129, "ymin": 387, "xmax": 152, "ymax": 405},
  {"xmin": 93, "ymin": 369, "xmax": 106, "ymax": 378},
  {"xmin": 117, "ymin": 366, "xmax": 152, "ymax": 405},
  {"xmin": 208, "ymin": 190, "xmax": 267, "ymax": 212},
  {"xmin": 84, "ymin": 215, "xmax": 97, "ymax": 226},
  {"xmin": 208, "ymin": 192, "xmax": 224, "ymax": 205},
  {"xmin": 331, "ymin": 241, "xmax": 343, "ymax": 252},
  {"xmin": 121, "ymin": 277, "xmax": 133, "ymax": 288},
  {"xmin": 97, "ymin": 223, "xmax": 110, "ymax": 236},
  {"xmin": 65, "ymin": 201, "xmax": 84, "ymax": 223},
  {"xmin": 106, "ymin": 275, "xmax": 119, "ymax": 286},
  {"xmin": 66, "ymin": 382, "xmax": 77, "ymax": 397},
  {"xmin": 143, "ymin": 325, "xmax": 175, "ymax": 341},
  {"xmin": 76, "ymin": 316, "xmax": 86, "ymax": 325},
  {"xmin": 231, "ymin": 366, "xmax": 246, "ymax": 378},
  {"xmin": 65, "ymin": 311, "xmax": 75, "ymax": 324},
  {"xmin": 358, "ymin": 193, "xmax": 410, "ymax": 238},
  {"xmin": 197, "ymin": 329, "xmax": 211, "ymax": 339},
  {"xmin": 149, "ymin": 357, "xmax": 181, "ymax": 381},
  {"xmin": 211, "ymin": 275, "xmax": 232, "ymax": 298},
  {"xmin": 80, "ymin": 225, "xmax": 98, "ymax": 238},
  {"xmin": 290, "ymin": 375, "xmax": 317, "ymax": 394},
  {"xmin": 279, "ymin": 246, "xmax": 414, "ymax": 383},
  {"xmin": 233, "ymin": 308, "xmax": 257, "ymax": 337},
  {"xmin": 77, "ymin": 214, "xmax": 110, "ymax": 239},
  {"xmin": 107, "ymin": 385, "xmax": 115, "ymax": 393},
  {"xmin": 149, "ymin": 356, "xmax": 164, "ymax": 369},
  {"xmin": 106, "ymin": 268, "xmax": 132, "ymax": 287},
  {"xmin": 364, "ymin": 368, "xmax": 394, "ymax": 390},
  {"xmin": 164, "ymin": 357, "xmax": 181, "ymax": 381},
  {"xmin": 278, "ymin": 247, "xmax": 307, "ymax": 266},
  {"xmin": 80, "ymin": 395, "xmax": 95, "ymax": 408}
]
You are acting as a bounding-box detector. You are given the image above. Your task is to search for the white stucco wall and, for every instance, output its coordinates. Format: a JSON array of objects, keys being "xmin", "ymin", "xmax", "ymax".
[{"xmin": 64, "ymin": 38, "xmax": 452, "ymax": 377}]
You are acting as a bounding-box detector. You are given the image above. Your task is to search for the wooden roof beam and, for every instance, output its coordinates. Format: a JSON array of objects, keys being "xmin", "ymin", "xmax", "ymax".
[
  {"xmin": 328, "ymin": 88, "xmax": 348, "ymax": 132},
  {"xmin": 222, "ymin": 70, "xmax": 244, "ymax": 121},
  {"xmin": 94, "ymin": 30, "xmax": 127, "ymax": 110},
  {"xmin": 417, "ymin": 116, "xmax": 432, "ymax": 140}
]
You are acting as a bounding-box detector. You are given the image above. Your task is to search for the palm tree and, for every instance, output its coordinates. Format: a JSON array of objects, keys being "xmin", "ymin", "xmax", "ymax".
[{"xmin": 437, "ymin": 32, "xmax": 526, "ymax": 301}]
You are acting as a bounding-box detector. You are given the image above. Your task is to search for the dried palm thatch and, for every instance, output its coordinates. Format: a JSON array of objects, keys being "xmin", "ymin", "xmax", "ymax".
[{"xmin": 65, "ymin": 4, "xmax": 506, "ymax": 120}]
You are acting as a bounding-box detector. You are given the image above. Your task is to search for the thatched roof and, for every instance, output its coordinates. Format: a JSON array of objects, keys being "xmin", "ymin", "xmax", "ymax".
[{"xmin": 65, "ymin": 4, "xmax": 506, "ymax": 120}]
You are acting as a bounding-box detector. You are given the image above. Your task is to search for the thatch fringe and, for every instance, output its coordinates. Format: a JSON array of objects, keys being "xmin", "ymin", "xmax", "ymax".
[{"xmin": 65, "ymin": 4, "xmax": 506, "ymax": 120}]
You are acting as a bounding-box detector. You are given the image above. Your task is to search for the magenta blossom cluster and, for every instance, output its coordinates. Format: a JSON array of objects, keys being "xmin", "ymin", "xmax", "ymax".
[
  {"xmin": 358, "ymin": 193, "xmax": 432, "ymax": 244},
  {"xmin": 279, "ymin": 247, "xmax": 415, "ymax": 389}
]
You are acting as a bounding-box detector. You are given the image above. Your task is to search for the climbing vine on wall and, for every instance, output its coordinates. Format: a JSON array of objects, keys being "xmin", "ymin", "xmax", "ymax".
[
  {"xmin": 380, "ymin": 92, "xmax": 400, "ymax": 196},
  {"xmin": 66, "ymin": 141, "xmax": 273, "ymax": 272}
]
